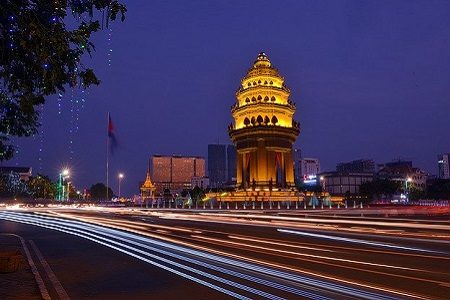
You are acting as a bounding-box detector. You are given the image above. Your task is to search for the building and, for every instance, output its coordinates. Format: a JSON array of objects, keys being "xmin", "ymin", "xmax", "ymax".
[
  {"xmin": 0, "ymin": 166, "xmax": 32, "ymax": 181},
  {"xmin": 228, "ymin": 52, "xmax": 300, "ymax": 190},
  {"xmin": 208, "ymin": 144, "xmax": 226, "ymax": 188},
  {"xmin": 191, "ymin": 176, "xmax": 210, "ymax": 189},
  {"xmin": 377, "ymin": 160, "xmax": 427, "ymax": 191},
  {"xmin": 319, "ymin": 171, "xmax": 374, "ymax": 195},
  {"xmin": 298, "ymin": 158, "xmax": 320, "ymax": 178},
  {"xmin": 140, "ymin": 171, "xmax": 156, "ymax": 199},
  {"xmin": 226, "ymin": 145, "xmax": 237, "ymax": 184},
  {"xmin": 438, "ymin": 154, "xmax": 450, "ymax": 179},
  {"xmin": 293, "ymin": 148, "xmax": 302, "ymax": 182},
  {"xmin": 336, "ymin": 159, "xmax": 375, "ymax": 173},
  {"xmin": 151, "ymin": 155, "xmax": 205, "ymax": 193}
]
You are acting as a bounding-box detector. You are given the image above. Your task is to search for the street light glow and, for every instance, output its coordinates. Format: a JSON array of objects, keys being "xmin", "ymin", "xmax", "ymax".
[
  {"xmin": 62, "ymin": 169, "xmax": 70, "ymax": 176},
  {"xmin": 118, "ymin": 173, "xmax": 124, "ymax": 179}
]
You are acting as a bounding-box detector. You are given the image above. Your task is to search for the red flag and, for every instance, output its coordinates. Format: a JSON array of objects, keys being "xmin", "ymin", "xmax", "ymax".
[{"xmin": 108, "ymin": 113, "xmax": 118, "ymax": 154}]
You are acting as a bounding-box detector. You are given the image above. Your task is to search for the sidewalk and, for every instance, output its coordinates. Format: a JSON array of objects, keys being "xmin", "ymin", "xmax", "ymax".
[{"xmin": 0, "ymin": 234, "xmax": 42, "ymax": 300}]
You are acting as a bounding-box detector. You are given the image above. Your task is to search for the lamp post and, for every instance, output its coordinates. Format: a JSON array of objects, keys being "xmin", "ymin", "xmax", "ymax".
[
  {"xmin": 406, "ymin": 177, "xmax": 412, "ymax": 201},
  {"xmin": 59, "ymin": 169, "xmax": 70, "ymax": 201},
  {"xmin": 118, "ymin": 173, "xmax": 124, "ymax": 199},
  {"xmin": 320, "ymin": 176, "xmax": 325, "ymax": 192}
]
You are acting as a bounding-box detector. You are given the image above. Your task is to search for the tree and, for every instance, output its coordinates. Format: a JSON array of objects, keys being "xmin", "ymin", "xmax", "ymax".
[
  {"xmin": 0, "ymin": 172, "xmax": 28, "ymax": 197},
  {"xmin": 27, "ymin": 174, "xmax": 56, "ymax": 199},
  {"xmin": 426, "ymin": 179, "xmax": 450, "ymax": 200},
  {"xmin": 190, "ymin": 186, "xmax": 205, "ymax": 206},
  {"xmin": 0, "ymin": 1, "xmax": 126, "ymax": 161},
  {"xmin": 360, "ymin": 179, "xmax": 401, "ymax": 200},
  {"xmin": 89, "ymin": 183, "xmax": 114, "ymax": 200}
]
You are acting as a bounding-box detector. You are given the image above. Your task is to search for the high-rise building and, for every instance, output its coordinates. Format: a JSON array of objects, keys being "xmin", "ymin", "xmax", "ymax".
[
  {"xmin": 228, "ymin": 52, "xmax": 300, "ymax": 190},
  {"xmin": 227, "ymin": 145, "xmax": 237, "ymax": 184},
  {"xmin": 298, "ymin": 158, "xmax": 320, "ymax": 178},
  {"xmin": 438, "ymin": 154, "xmax": 450, "ymax": 179},
  {"xmin": 336, "ymin": 159, "xmax": 375, "ymax": 173},
  {"xmin": 208, "ymin": 144, "xmax": 226, "ymax": 188},
  {"xmin": 151, "ymin": 155, "xmax": 205, "ymax": 193},
  {"xmin": 293, "ymin": 148, "xmax": 302, "ymax": 182}
]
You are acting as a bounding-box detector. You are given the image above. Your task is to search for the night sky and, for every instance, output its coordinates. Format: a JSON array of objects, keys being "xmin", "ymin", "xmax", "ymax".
[{"xmin": 7, "ymin": 1, "xmax": 450, "ymax": 196}]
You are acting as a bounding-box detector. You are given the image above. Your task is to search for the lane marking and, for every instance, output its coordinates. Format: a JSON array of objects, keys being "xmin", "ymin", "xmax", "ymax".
[
  {"xmin": 29, "ymin": 240, "xmax": 70, "ymax": 300},
  {"xmin": 14, "ymin": 234, "xmax": 51, "ymax": 300}
]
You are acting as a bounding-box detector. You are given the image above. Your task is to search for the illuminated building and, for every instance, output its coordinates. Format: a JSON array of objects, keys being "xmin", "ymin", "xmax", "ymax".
[
  {"xmin": 228, "ymin": 52, "xmax": 300, "ymax": 190},
  {"xmin": 214, "ymin": 52, "xmax": 301, "ymax": 202},
  {"xmin": 191, "ymin": 176, "xmax": 210, "ymax": 189},
  {"xmin": 151, "ymin": 155, "xmax": 205, "ymax": 193},
  {"xmin": 298, "ymin": 158, "xmax": 320, "ymax": 178},
  {"xmin": 438, "ymin": 154, "xmax": 450, "ymax": 179},
  {"xmin": 140, "ymin": 171, "xmax": 155, "ymax": 199}
]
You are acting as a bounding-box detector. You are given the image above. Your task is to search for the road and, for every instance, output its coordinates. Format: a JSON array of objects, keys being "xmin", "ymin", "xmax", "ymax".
[{"xmin": 0, "ymin": 208, "xmax": 449, "ymax": 299}]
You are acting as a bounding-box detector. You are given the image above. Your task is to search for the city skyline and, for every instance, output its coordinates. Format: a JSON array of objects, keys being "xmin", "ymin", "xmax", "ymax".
[{"xmin": 4, "ymin": 1, "xmax": 450, "ymax": 196}]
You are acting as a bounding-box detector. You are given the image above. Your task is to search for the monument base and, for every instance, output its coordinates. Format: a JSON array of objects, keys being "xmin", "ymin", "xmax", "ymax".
[{"xmin": 207, "ymin": 189, "xmax": 303, "ymax": 202}]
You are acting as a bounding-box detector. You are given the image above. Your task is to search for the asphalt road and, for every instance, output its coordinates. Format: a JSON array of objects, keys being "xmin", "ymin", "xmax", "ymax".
[{"xmin": 0, "ymin": 208, "xmax": 449, "ymax": 299}]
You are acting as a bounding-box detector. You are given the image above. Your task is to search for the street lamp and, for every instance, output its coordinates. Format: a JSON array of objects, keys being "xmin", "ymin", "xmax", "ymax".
[
  {"xmin": 320, "ymin": 176, "xmax": 325, "ymax": 191},
  {"xmin": 58, "ymin": 169, "xmax": 70, "ymax": 201},
  {"xmin": 118, "ymin": 173, "xmax": 124, "ymax": 199}
]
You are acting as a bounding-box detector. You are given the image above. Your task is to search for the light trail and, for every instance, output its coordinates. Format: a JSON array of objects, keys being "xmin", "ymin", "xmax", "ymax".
[
  {"xmin": 278, "ymin": 229, "xmax": 449, "ymax": 255},
  {"xmin": 0, "ymin": 211, "xmax": 424, "ymax": 300}
]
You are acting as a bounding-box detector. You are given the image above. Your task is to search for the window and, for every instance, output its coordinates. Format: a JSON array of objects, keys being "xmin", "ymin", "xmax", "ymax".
[
  {"xmin": 271, "ymin": 115, "xmax": 278, "ymax": 124},
  {"xmin": 271, "ymin": 96, "xmax": 276, "ymax": 101}
]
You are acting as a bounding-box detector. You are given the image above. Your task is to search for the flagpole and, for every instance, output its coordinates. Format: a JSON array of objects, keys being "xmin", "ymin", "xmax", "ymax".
[{"xmin": 106, "ymin": 112, "xmax": 109, "ymax": 201}]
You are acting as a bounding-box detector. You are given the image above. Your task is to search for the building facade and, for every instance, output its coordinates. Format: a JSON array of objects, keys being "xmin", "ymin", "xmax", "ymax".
[
  {"xmin": 208, "ymin": 144, "xmax": 227, "ymax": 187},
  {"xmin": 336, "ymin": 159, "xmax": 375, "ymax": 173},
  {"xmin": 228, "ymin": 52, "xmax": 300, "ymax": 190},
  {"xmin": 191, "ymin": 176, "xmax": 210, "ymax": 189},
  {"xmin": 227, "ymin": 145, "xmax": 237, "ymax": 184},
  {"xmin": 298, "ymin": 158, "xmax": 320, "ymax": 178},
  {"xmin": 319, "ymin": 171, "xmax": 374, "ymax": 195},
  {"xmin": 438, "ymin": 154, "xmax": 450, "ymax": 179},
  {"xmin": 151, "ymin": 155, "xmax": 205, "ymax": 193},
  {"xmin": 378, "ymin": 161, "xmax": 428, "ymax": 191}
]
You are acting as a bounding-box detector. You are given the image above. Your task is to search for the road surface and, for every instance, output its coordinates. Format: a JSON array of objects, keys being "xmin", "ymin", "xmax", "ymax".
[{"xmin": 1, "ymin": 208, "xmax": 449, "ymax": 299}]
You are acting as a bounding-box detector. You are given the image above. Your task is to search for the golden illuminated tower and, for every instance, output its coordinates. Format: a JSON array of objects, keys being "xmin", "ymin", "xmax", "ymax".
[
  {"xmin": 140, "ymin": 171, "xmax": 156, "ymax": 199},
  {"xmin": 228, "ymin": 52, "xmax": 300, "ymax": 190}
]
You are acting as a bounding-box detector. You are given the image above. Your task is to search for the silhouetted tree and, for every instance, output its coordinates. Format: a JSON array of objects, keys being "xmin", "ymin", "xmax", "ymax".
[
  {"xmin": 89, "ymin": 183, "xmax": 114, "ymax": 200},
  {"xmin": 0, "ymin": 1, "xmax": 126, "ymax": 160},
  {"xmin": 27, "ymin": 175, "xmax": 56, "ymax": 199}
]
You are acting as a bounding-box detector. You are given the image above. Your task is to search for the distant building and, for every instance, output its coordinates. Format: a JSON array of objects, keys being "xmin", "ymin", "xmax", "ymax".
[
  {"xmin": 293, "ymin": 148, "xmax": 302, "ymax": 182},
  {"xmin": 191, "ymin": 176, "xmax": 210, "ymax": 189},
  {"xmin": 438, "ymin": 154, "xmax": 450, "ymax": 179},
  {"xmin": 151, "ymin": 155, "xmax": 205, "ymax": 193},
  {"xmin": 208, "ymin": 144, "xmax": 226, "ymax": 188},
  {"xmin": 319, "ymin": 171, "xmax": 374, "ymax": 195},
  {"xmin": 226, "ymin": 145, "xmax": 237, "ymax": 184},
  {"xmin": 377, "ymin": 160, "xmax": 427, "ymax": 191},
  {"xmin": 298, "ymin": 158, "xmax": 320, "ymax": 178},
  {"xmin": 337, "ymin": 159, "xmax": 375, "ymax": 173},
  {"xmin": 0, "ymin": 166, "xmax": 32, "ymax": 181}
]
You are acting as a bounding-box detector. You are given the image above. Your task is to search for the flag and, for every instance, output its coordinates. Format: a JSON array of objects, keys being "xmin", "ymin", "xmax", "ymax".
[{"xmin": 108, "ymin": 113, "xmax": 118, "ymax": 154}]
